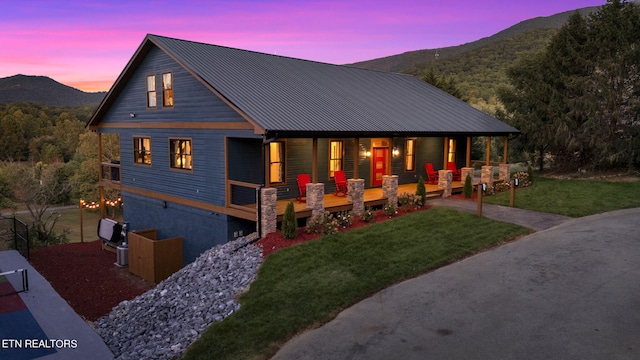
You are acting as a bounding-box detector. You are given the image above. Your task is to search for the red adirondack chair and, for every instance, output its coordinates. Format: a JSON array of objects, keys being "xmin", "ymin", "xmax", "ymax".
[
  {"xmin": 425, "ymin": 163, "xmax": 439, "ymax": 184},
  {"xmin": 333, "ymin": 170, "xmax": 348, "ymax": 197},
  {"xmin": 447, "ymin": 162, "xmax": 461, "ymax": 181},
  {"xmin": 296, "ymin": 173, "xmax": 311, "ymax": 202}
]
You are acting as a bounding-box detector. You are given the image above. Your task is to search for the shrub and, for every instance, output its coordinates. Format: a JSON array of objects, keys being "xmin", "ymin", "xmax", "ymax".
[
  {"xmin": 527, "ymin": 163, "xmax": 534, "ymax": 184},
  {"xmin": 513, "ymin": 171, "xmax": 532, "ymax": 187},
  {"xmin": 335, "ymin": 210, "xmax": 353, "ymax": 228},
  {"xmin": 463, "ymin": 173, "xmax": 473, "ymax": 198},
  {"xmin": 397, "ymin": 192, "xmax": 420, "ymax": 209},
  {"xmin": 383, "ymin": 203, "xmax": 397, "ymax": 217},
  {"xmin": 305, "ymin": 211, "xmax": 339, "ymax": 235},
  {"xmin": 415, "ymin": 176, "xmax": 427, "ymax": 206},
  {"xmin": 361, "ymin": 206, "xmax": 375, "ymax": 223},
  {"xmin": 281, "ymin": 201, "xmax": 297, "ymax": 240}
]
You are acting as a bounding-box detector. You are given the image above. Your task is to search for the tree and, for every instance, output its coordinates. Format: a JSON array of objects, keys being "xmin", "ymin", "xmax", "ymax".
[
  {"xmin": 281, "ymin": 201, "xmax": 297, "ymax": 240},
  {"xmin": 13, "ymin": 163, "xmax": 71, "ymax": 244},
  {"xmin": 499, "ymin": 1, "xmax": 640, "ymax": 171},
  {"xmin": 421, "ymin": 67, "xmax": 469, "ymax": 101}
]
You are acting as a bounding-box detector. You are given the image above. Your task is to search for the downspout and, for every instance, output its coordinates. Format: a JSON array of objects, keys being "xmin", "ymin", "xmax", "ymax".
[{"xmin": 257, "ymin": 134, "xmax": 267, "ymax": 239}]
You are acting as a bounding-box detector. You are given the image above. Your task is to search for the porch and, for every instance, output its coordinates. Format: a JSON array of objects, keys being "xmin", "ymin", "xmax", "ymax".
[{"xmin": 275, "ymin": 181, "xmax": 464, "ymax": 221}]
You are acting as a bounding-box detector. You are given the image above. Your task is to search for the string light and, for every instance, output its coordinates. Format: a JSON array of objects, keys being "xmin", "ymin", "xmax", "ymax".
[{"xmin": 80, "ymin": 197, "xmax": 123, "ymax": 209}]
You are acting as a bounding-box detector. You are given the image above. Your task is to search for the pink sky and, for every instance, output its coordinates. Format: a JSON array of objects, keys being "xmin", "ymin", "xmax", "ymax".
[{"xmin": 1, "ymin": 0, "xmax": 605, "ymax": 92}]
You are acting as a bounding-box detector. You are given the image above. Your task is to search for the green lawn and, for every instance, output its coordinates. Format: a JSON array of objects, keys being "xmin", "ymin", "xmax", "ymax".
[
  {"xmin": 183, "ymin": 207, "xmax": 530, "ymax": 360},
  {"xmin": 483, "ymin": 176, "xmax": 640, "ymax": 217},
  {"xmin": 15, "ymin": 207, "xmax": 122, "ymax": 244}
]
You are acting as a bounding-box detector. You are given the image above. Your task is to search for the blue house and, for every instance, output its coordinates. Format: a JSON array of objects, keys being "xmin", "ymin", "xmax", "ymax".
[{"xmin": 87, "ymin": 34, "xmax": 518, "ymax": 264}]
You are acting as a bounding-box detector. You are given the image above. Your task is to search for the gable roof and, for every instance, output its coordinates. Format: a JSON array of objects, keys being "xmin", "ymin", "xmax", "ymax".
[{"xmin": 89, "ymin": 34, "xmax": 518, "ymax": 137}]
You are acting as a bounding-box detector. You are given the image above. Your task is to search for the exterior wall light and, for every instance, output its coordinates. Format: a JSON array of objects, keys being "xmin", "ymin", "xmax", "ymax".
[
  {"xmin": 392, "ymin": 147, "xmax": 400, "ymax": 157},
  {"xmin": 130, "ymin": 112, "xmax": 136, "ymax": 118}
]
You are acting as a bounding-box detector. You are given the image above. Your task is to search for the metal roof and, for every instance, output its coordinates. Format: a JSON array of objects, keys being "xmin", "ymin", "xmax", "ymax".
[{"xmin": 90, "ymin": 34, "xmax": 519, "ymax": 137}]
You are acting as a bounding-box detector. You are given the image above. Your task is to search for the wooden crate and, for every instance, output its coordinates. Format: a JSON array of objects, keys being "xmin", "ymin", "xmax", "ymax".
[{"xmin": 128, "ymin": 229, "xmax": 183, "ymax": 284}]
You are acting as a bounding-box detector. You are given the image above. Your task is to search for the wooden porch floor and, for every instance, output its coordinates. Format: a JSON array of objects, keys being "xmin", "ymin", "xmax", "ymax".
[{"xmin": 276, "ymin": 181, "xmax": 464, "ymax": 220}]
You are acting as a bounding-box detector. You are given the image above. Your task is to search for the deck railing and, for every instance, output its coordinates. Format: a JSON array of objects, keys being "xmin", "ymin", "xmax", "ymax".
[
  {"xmin": 101, "ymin": 161, "xmax": 121, "ymax": 187},
  {"xmin": 227, "ymin": 180, "xmax": 260, "ymax": 218}
]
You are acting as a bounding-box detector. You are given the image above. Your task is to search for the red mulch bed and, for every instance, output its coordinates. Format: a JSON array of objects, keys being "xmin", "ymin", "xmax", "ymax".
[
  {"xmin": 255, "ymin": 206, "xmax": 430, "ymax": 257},
  {"xmin": 29, "ymin": 240, "xmax": 153, "ymax": 322}
]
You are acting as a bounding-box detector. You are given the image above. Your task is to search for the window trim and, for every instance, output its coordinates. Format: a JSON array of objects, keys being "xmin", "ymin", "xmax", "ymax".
[
  {"xmin": 169, "ymin": 137, "xmax": 193, "ymax": 171},
  {"xmin": 162, "ymin": 71, "xmax": 174, "ymax": 108},
  {"xmin": 133, "ymin": 136, "xmax": 152, "ymax": 166},
  {"xmin": 328, "ymin": 139, "xmax": 344, "ymax": 179},
  {"xmin": 404, "ymin": 138, "xmax": 416, "ymax": 172},
  {"xmin": 146, "ymin": 74, "xmax": 157, "ymax": 109},
  {"xmin": 268, "ymin": 140, "xmax": 286, "ymax": 185}
]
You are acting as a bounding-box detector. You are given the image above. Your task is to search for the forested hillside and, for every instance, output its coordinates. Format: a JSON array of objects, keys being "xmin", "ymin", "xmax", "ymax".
[{"xmin": 0, "ymin": 74, "xmax": 106, "ymax": 107}]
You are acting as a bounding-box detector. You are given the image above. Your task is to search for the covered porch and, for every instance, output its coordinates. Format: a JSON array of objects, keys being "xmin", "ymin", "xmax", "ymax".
[{"xmin": 274, "ymin": 181, "xmax": 464, "ymax": 221}]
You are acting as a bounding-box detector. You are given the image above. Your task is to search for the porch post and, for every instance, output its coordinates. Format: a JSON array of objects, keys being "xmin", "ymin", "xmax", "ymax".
[
  {"xmin": 312, "ymin": 138, "xmax": 318, "ymax": 183},
  {"xmin": 466, "ymin": 136, "xmax": 472, "ymax": 167},
  {"xmin": 98, "ymin": 133, "xmax": 106, "ymax": 219},
  {"xmin": 461, "ymin": 167, "xmax": 475, "ymax": 185},
  {"xmin": 382, "ymin": 175, "xmax": 398, "ymax": 207},
  {"xmin": 485, "ymin": 136, "xmax": 491, "ymax": 166},
  {"xmin": 347, "ymin": 179, "xmax": 365, "ymax": 216},
  {"xmin": 443, "ymin": 136, "xmax": 449, "ymax": 166},
  {"xmin": 482, "ymin": 166, "xmax": 494, "ymax": 189},
  {"xmin": 503, "ymin": 136, "xmax": 509, "ymax": 164},
  {"xmin": 353, "ymin": 138, "xmax": 359, "ymax": 179},
  {"xmin": 306, "ymin": 183, "xmax": 325, "ymax": 219},
  {"xmin": 438, "ymin": 170, "xmax": 453, "ymax": 197},
  {"xmin": 499, "ymin": 163, "xmax": 511, "ymax": 182},
  {"xmin": 260, "ymin": 187, "xmax": 277, "ymax": 236}
]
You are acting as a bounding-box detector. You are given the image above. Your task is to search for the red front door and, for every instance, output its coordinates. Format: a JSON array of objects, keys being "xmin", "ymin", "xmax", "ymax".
[{"xmin": 372, "ymin": 147, "xmax": 389, "ymax": 186}]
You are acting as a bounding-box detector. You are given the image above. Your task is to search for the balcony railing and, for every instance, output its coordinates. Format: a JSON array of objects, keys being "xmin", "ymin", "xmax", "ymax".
[{"xmin": 101, "ymin": 161, "xmax": 121, "ymax": 188}]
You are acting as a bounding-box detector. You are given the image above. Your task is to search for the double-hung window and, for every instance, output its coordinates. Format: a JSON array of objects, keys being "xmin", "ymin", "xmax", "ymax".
[
  {"xmin": 162, "ymin": 72, "xmax": 174, "ymax": 107},
  {"xmin": 269, "ymin": 141, "xmax": 285, "ymax": 184},
  {"xmin": 170, "ymin": 138, "xmax": 192, "ymax": 170},
  {"xmin": 146, "ymin": 75, "xmax": 157, "ymax": 108},
  {"xmin": 329, "ymin": 140, "xmax": 343, "ymax": 178},
  {"xmin": 133, "ymin": 137, "xmax": 151, "ymax": 165}
]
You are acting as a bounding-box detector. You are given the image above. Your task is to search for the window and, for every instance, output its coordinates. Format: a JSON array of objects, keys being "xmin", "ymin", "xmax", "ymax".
[
  {"xmin": 133, "ymin": 137, "xmax": 151, "ymax": 165},
  {"xmin": 329, "ymin": 140, "xmax": 343, "ymax": 178},
  {"xmin": 405, "ymin": 139, "xmax": 416, "ymax": 171},
  {"xmin": 269, "ymin": 141, "xmax": 285, "ymax": 184},
  {"xmin": 170, "ymin": 138, "xmax": 192, "ymax": 170},
  {"xmin": 448, "ymin": 138, "xmax": 456, "ymax": 163},
  {"xmin": 146, "ymin": 75, "xmax": 156, "ymax": 108},
  {"xmin": 162, "ymin": 72, "xmax": 174, "ymax": 107}
]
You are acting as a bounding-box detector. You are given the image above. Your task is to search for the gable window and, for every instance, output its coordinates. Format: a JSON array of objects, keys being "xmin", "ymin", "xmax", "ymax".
[
  {"xmin": 170, "ymin": 138, "xmax": 192, "ymax": 170},
  {"xmin": 162, "ymin": 72, "xmax": 174, "ymax": 107},
  {"xmin": 329, "ymin": 140, "xmax": 343, "ymax": 178},
  {"xmin": 269, "ymin": 141, "xmax": 285, "ymax": 184},
  {"xmin": 146, "ymin": 74, "xmax": 156, "ymax": 108},
  {"xmin": 405, "ymin": 139, "xmax": 416, "ymax": 171},
  {"xmin": 133, "ymin": 137, "xmax": 151, "ymax": 165}
]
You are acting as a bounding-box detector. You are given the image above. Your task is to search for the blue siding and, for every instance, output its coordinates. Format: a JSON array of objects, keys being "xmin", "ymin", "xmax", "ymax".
[
  {"xmin": 123, "ymin": 192, "xmax": 229, "ymax": 264},
  {"xmin": 100, "ymin": 46, "xmax": 248, "ymax": 125}
]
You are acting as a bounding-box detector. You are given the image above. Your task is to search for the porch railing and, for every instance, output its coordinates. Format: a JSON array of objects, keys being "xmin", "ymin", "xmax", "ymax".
[
  {"xmin": 101, "ymin": 161, "xmax": 121, "ymax": 187},
  {"xmin": 227, "ymin": 180, "xmax": 260, "ymax": 218}
]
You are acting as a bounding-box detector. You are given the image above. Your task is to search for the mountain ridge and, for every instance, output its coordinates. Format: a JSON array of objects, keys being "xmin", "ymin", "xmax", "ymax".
[{"xmin": 0, "ymin": 74, "xmax": 106, "ymax": 107}]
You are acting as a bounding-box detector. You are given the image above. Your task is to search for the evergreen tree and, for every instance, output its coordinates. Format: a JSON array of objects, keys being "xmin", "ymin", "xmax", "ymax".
[{"xmin": 281, "ymin": 201, "xmax": 297, "ymax": 240}]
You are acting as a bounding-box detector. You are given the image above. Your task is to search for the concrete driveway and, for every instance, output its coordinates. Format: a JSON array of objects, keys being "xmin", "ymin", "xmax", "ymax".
[{"xmin": 272, "ymin": 207, "xmax": 640, "ymax": 360}]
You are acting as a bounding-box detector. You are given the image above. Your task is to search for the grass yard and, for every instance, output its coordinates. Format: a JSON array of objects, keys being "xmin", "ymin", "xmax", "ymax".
[
  {"xmin": 483, "ymin": 176, "xmax": 640, "ymax": 217},
  {"xmin": 183, "ymin": 207, "xmax": 531, "ymax": 360},
  {"xmin": 15, "ymin": 207, "xmax": 122, "ymax": 244}
]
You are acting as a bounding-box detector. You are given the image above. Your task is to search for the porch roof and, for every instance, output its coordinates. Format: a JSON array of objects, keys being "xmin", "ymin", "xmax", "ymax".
[{"xmin": 89, "ymin": 34, "xmax": 519, "ymax": 138}]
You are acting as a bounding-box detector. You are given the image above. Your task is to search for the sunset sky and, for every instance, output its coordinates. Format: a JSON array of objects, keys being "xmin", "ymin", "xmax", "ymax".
[{"xmin": 2, "ymin": 0, "xmax": 605, "ymax": 92}]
